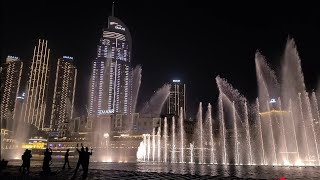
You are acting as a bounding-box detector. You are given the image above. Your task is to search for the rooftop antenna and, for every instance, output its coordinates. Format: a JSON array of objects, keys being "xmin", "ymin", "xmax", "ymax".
[{"xmin": 112, "ymin": 1, "xmax": 115, "ymax": 17}]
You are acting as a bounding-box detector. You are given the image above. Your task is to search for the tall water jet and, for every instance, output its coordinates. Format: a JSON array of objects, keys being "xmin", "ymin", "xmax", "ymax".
[
  {"xmin": 266, "ymin": 100, "xmax": 278, "ymax": 165},
  {"xmin": 305, "ymin": 93, "xmax": 320, "ymax": 165},
  {"xmin": 206, "ymin": 103, "xmax": 215, "ymax": 164},
  {"xmin": 129, "ymin": 65, "xmax": 142, "ymax": 130},
  {"xmin": 197, "ymin": 102, "xmax": 204, "ymax": 164},
  {"xmin": 164, "ymin": 117, "xmax": 168, "ymax": 162},
  {"xmin": 140, "ymin": 84, "xmax": 170, "ymax": 115},
  {"xmin": 255, "ymin": 51, "xmax": 280, "ymax": 165},
  {"xmin": 232, "ymin": 101, "xmax": 240, "ymax": 165},
  {"xmin": 143, "ymin": 134, "xmax": 147, "ymax": 161},
  {"xmin": 298, "ymin": 93, "xmax": 311, "ymax": 164},
  {"xmin": 190, "ymin": 143, "xmax": 194, "ymax": 163},
  {"xmin": 244, "ymin": 101, "xmax": 253, "ymax": 165},
  {"xmin": 131, "ymin": 65, "xmax": 142, "ymax": 113},
  {"xmin": 171, "ymin": 116, "xmax": 176, "ymax": 163},
  {"xmin": 289, "ymin": 99, "xmax": 300, "ymax": 163},
  {"xmin": 277, "ymin": 98, "xmax": 289, "ymax": 164},
  {"xmin": 179, "ymin": 107, "xmax": 185, "ymax": 163},
  {"xmin": 157, "ymin": 127, "xmax": 161, "ymax": 162},
  {"xmin": 281, "ymin": 38, "xmax": 307, "ymax": 165},
  {"xmin": 152, "ymin": 128, "xmax": 155, "ymax": 162},
  {"xmin": 256, "ymin": 98, "xmax": 266, "ymax": 165},
  {"xmin": 147, "ymin": 134, "xmax": 151, "ymax": 161},
  {"xmin": 219, "ymin": 96, "xmax": 227, "ymax": 164}
]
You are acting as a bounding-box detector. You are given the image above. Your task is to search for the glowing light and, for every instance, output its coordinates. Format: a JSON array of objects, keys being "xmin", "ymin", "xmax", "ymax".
[
  {"xmin": 103, "ymin": 133, "xmax": 109, "ymax": 138},
  {"xmin": 102, "ymin": 157, "xmax": 113, "ymax": 162},
  {"xmin": 259, "ymin": 110, "xmax": 289, "ymax": 116},
  {"xmin": 295, "ymin": 159, "xmax": 304, "ymax": 166},
  {"xmin": 172, "ymin": 79, "xmax": 180, "ymax": 83},
  {"xmin": 98, "ymin": 109, "xmax": 114, "ymax": 115},
  {"xmin": 7, "ymin": 55, "xmax": 18, "ymax": 59},
  {"xmin": 270, "ymin": 99, "xmax": 276, "ymax": 103},
  {"xmin": 63, "ymin": 56, "xmax": 73, "ymax": 60}
]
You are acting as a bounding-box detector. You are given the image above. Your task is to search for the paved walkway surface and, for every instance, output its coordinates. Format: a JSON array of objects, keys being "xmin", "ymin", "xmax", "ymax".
[{"xmin": 0, "ymin": 166, "xmax": 255, "ymax": 180}]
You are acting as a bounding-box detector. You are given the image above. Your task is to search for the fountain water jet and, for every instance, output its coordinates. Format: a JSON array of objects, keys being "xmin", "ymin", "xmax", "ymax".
[
  {"xmin": 206, "ymin": 103, "xmax": 215, "ymax": 164},
  {"xmin": 152, "ymin": 128, "xmax": 155, "ymax": 162},
  {"xmin": 164, "ymin": 117, "xmax": 168, "ymax": 162},
  {"xmin": 244, "ymin": 101, "xmax": 253, "ymax": 165},
  {"xmin": 157, "ymin": 127, "xmax": 161, "ymax": 162},
  {"xmin": 179, "ymin": 107, "xmax": 185, "ymax": 163},
  {"xmin": 136, "ymin": 38, "xmax": 320, "ymax": 167},
  {"xmin": 232, "ymin": 101, "xmax": 240, "ymax": 165},
  {"xmin": 196, "ymin": 102, "xmax": 204, "ymax": 164},
  {"xmin": 171, "ymin": 116, "xmax": 176, "ymax": 163}
]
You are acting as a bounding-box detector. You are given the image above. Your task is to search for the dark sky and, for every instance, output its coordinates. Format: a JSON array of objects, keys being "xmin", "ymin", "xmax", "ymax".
[{"xmin": 1, "ymin": 1, "xmax": 320, "ymax": 117}]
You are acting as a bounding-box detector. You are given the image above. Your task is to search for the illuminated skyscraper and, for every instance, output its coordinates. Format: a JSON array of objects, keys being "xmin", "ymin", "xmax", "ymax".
[
  {"xmin": 23, "ymin": 39, "xmax": 50, "ymax": 129},
  {"xmin": 50, "ymin": 56, "xmax": 77, "ymax": 134},
  {"xmin": 88, "ymin": 15, "xmax": 132, "ymax": 117},
  {"xmin": 0, "ymin": 56, "xmax": 23, "ymax": 130},
  {"xmin": 167, "ymin": 80, "xmax": 186, "ymax": 116}
]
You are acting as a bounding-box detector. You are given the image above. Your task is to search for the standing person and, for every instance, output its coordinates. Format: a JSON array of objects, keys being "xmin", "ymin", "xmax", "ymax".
[
  {"xmin": 62, "ymin": 149, "xmax": 71, "ymax": 169},
  {"xmin": 73, "ymin": 144, "xmax": 85, "ymax": 177},
  {"xmin": 42, "ymin": 148, "xmax": 52, "ymax": 174},
  {"xmin": 19, "ymin": 149, "xmax": 29, "ymax": 173},
  {"xmin": 83, "ymin": 147, "xmax": 93, "ymax": 177},
  {"xmin": 25, "ymin": 150, "xmax": 32, "ymax": 174}
]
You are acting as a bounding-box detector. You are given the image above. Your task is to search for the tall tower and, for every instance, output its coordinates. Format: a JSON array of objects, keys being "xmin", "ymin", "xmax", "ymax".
[
  {"xmin": 167, "ymin": 79, "xmax": 186, "ymax": 116},
  {"xmin": 88, "ymin": 14, "xmax": 132, "ymax": 118},
  {"xmin": 23, "ymin": 39, "xmax": 50, "ymax": 129},
  {"xmin": 50, "ymin": 56, "xmax": 77, "ymax": 135},
  {"xmin": 0, "ymin": 56, "xmax": 23, "ymax": 130}
]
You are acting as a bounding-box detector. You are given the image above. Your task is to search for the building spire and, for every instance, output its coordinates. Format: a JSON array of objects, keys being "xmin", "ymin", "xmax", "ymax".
[{"xmin": 112, "ymin": 1, "xmax": 115, "ymax": 17}]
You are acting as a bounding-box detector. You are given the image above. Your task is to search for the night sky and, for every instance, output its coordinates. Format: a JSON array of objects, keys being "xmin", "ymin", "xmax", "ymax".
[{"xmin": 1, "ymin": 1, "xmax": 320, "ymax": 118}]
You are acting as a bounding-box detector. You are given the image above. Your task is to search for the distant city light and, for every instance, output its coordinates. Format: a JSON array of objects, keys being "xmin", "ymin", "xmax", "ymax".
[
  {"xmin": 7, "ymin": 55, "xmax": 18, "ymax": 59},
  {"xmin": 63, "ymin": 56, "xmax": 73, "ymax": 60},
  {"xmin": 98, "ymin": 109, "xmax": 114, "ymax": 115},
  {"xmin": 173, "ymin": 80, "xmax": 180, "ymax": 83},
  {"xmin": 270, "ymin": 99, "xmax": 276, "ymax": 103}
]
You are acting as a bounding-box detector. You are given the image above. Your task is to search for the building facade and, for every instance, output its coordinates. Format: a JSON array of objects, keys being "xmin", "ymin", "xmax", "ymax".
[
  {"xmin": 167, "ymin": 80, "xmax": 186, "ymax": 116},
  {"xmin": 50, "ymin": 56, "xmax": 77, "ymax": 135},
  {"xmin": 0, "ymin": 56, "xmax": 23, "ymax": 131},
  {"xmin": 23, "ymin": 39, "xmax": 50, "ymax": 129},
  {"xmin": 88, "ymin": 16, "xmax": 132, "ymax": 118}
]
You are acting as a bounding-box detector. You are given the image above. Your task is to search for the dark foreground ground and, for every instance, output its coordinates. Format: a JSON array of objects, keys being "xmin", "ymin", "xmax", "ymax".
[
  {"xmin": 1, "ymin": 159, "xmax": 320, "ymax": 179},
  {"xmin": 0, "ymin": 166, "xmax": 247, "ymax": 180}
]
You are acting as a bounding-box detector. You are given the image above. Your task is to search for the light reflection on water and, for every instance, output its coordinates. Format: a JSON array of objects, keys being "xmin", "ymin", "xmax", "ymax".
[{"xmin": 7, "ymin": 159, "xmax": 320, "ymax": 179}]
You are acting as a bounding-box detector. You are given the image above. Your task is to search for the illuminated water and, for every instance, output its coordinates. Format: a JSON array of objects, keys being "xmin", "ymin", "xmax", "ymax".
[{"xmin": 137, "ymin": 38, "xmax": 320, "ymax": 166}]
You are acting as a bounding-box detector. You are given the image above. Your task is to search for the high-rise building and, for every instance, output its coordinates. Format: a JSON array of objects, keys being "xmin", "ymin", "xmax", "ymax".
[
  {"xmin": 167, "ymin": 79, "xmax": 186, "ymax": 116},
  {"xmin": 50, "ymin": 56, "xmax": 77, "ymax": 134},
  {"xmin": 88, "ymin": 15, "xmax": 132, "ymax": 118},
  {"xmin": 23, "ymin": 39, "xmax": 50, "ymax": 129},
  {"xmin": 0, "ymin": 56, "xmax": 23, "ymax": 130}
]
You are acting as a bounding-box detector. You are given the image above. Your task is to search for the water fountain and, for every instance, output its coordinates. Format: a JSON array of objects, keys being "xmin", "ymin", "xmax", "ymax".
[{"xmin": 137, "ymin": 38, "xmax": 320, "ymax": 166}]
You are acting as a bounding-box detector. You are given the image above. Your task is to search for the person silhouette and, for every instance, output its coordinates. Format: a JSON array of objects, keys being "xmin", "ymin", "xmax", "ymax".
[
  {"xmin": 42, "ymin": 148, "xmax": 52, "ymax": 174},
  {"xmin": 25, "ymin": 150, "xmax": 32, "ymax": 173},
  {"xmin": 19, "ymin": 149, "xmax": 32, "ymax": 174},
  {"xmin": 73, "ymin": 144, "xmax": 85, "ymax": 177},
  {"xmin": 62, "ymin": 149, "xmax": 71, "ymax": 169},
  {"xmin": 83, "ymin": 147, "xmax": 93, "ymax": 176}
]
